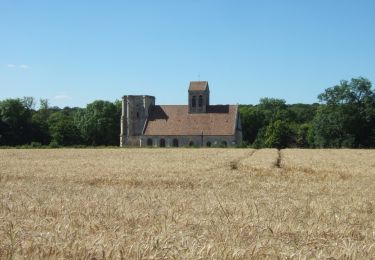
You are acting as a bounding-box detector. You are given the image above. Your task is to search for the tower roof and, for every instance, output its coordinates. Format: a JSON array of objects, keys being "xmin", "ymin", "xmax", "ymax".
[{"xmin": 189, "ymin": 81, "xmax": 209, "ymax": 92}]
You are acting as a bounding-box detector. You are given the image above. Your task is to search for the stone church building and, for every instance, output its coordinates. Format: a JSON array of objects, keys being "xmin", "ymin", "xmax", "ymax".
[{"xmin": 120, "ymin": 81, "xmax": 242, "ymax": 147}]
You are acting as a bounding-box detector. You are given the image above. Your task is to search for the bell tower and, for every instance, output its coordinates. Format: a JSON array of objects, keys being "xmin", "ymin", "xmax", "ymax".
[{"xmin": 188, "ymin": 81, "xmax": 210, "ymax": 113}]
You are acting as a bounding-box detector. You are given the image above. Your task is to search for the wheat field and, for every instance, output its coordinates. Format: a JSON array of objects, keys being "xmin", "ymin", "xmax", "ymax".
[{"xmin": 1, "ymin": 148, "xmax": 375, "ymax": 259}]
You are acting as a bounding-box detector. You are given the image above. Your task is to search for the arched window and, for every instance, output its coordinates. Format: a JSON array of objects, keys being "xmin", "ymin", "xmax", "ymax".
[
  {"xmin": 221, "ymin": 141, "xmax": 227, "ymax": 147},
  {"xmin": 192, "ymin": 96, "xmax": 196, "ymax": 107},
  {"xmin": 147, "ymin": 138, "xmax": 153, "ymax": 146},
  {"xmin": 189, "ymin": 141, "xmax": 194, "ymax": 147},
  {"xmin": 198, "ymin": 95, "xmax": 203, "ymax": 107},
  {"xmin": 172, "ymin": 138, "xmax": 179, "ymax": 147},
  {"xmin": 160, "ymin": 139, "xmax": 166, "ymax": 147},
  {"xmin": 206, "ymin": 141, "xmax": 211, "ymax": 147}
]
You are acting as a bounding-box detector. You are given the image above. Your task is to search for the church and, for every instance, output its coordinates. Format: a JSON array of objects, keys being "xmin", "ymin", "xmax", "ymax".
[{"xmin": 120, "ymin": 81, "xmax": 243, "ymax": 147}]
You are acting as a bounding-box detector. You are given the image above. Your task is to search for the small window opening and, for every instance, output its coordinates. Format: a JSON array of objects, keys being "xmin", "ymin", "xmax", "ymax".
[
  {"xmin": 198, "ymin": 95, "xmax": 203, "ymax": 107},
  {"xmin": 192, "ymin": 96, "xmax": 196, "ymax": 108}
]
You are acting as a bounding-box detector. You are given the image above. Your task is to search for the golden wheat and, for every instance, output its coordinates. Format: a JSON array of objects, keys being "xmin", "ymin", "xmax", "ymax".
[{"xmin": 1, "ymin": 148, "xmax": 375, "ymax": 259}]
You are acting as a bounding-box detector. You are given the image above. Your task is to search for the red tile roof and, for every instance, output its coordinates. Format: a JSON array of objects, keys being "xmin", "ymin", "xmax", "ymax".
[
  {"xmin": 143, "ymin": 105, "xmax": 238, "ymax": 136},
  {"xmin": 189, "ymin": 81, "xmax": 209, "ymax": 91}
]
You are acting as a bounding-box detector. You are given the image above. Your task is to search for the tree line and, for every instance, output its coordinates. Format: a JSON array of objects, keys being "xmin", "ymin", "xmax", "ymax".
[
  {"xmin": 1, "ymin": 77, "xmax": 375, "ymax": 148},
  {"xmin": 0, "ymin": 99, "xmax": 121, "ymax": 147},
  {"xmin": 240, "ymin": 77, "xmax": 375, "ymax": 148}
]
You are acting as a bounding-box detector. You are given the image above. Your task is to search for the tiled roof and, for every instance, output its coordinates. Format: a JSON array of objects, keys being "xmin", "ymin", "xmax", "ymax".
[
  {"xmin": 188, "ymin": 81, "xmax": 209, "ymax": 92},
  {"xmin": 143, "ymin": 105, "xmax": 238, "ymax": 136}
]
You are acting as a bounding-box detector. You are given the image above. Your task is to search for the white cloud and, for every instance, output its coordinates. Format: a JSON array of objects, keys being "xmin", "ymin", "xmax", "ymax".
[
  {"xmin": 6, "ymin": 64, "xmax": 30, "ymax": 69},
  {"xmin": 53, "ymin": 94, "xmax": 71, "ymax": 100},
  {"xmin": 19, "ymin": 64, "xmax": 30, "ymax": 69}
]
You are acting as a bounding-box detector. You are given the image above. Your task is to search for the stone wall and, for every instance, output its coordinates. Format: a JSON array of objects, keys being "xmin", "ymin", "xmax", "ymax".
[{"xmin": 140, "ymin": 135, "xmax": 239, "ymax": 147}]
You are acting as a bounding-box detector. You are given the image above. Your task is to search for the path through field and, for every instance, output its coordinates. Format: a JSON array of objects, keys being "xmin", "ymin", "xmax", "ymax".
[{"xmin": 1, "ymin": 149, "xmax": 375, "ymax": 258}]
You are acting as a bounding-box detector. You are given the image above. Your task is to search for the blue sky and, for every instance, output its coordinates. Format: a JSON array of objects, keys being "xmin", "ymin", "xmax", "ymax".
[{"xmin": 1, "ymin": 0, "xmax": 375, "ymax": 108}]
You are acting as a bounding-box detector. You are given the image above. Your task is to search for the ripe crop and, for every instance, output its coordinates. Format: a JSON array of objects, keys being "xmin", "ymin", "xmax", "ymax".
[{"xmin": 1, "ymin": 148, "xmax": 375, "ymax": 258}]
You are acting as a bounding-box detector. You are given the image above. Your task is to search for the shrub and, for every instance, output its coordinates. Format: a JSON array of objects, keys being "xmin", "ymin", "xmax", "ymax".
[
  {"xmin": 30, "ymin": 141, "xmax": 42, "ymax": 148},
  {"xmin": 49, "ymin": 141, "xmax": 60, "ymax": 148}
]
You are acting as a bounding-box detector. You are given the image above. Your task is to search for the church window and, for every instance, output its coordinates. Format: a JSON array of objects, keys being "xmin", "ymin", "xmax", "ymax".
[
  {"xmin": 198, "ymin": 95, "xmax": 203, "ymax": 107},
  {"xmin": 147, "ymin": 138, "xmax": 153, "ymax": 146},
  {"xmin": 192, "ymin": 96, "xmax": 196, "ymax": 107},
  {"xmin": 173, "ymin": 138, "xmax": 179, "ymax": 147},
  {"xmin": 160, "ymin": 139, "xmax": 166, "ymax": 147}
]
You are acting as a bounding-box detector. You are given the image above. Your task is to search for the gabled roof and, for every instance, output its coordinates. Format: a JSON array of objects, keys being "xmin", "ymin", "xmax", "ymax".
[
  {"xmin": 143, "ymin": 105, "xmax": 238, "ymax": 136},
  {"xmin": 189, "ymin": 81, "xmax": 209, "ymax": 92}
]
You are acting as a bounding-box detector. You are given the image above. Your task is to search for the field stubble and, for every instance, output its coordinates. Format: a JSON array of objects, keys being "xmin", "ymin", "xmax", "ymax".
[{"xmin": 1, "ymin": 148, "xmax": 375, "ymax": 259}]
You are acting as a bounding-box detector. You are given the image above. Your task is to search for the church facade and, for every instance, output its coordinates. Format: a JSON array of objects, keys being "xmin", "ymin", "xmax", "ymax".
[{"xmin": 120, "ymin": 81, "xmax": 242, "ymax": 147}]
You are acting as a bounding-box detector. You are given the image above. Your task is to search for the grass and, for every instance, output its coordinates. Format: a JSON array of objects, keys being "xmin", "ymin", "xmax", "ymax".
[{"xmin": 1, "ymin": 148, "xmax": 375, "ymax": 258}]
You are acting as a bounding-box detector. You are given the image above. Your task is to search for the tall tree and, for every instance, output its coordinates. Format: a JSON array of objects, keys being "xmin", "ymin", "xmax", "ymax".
[
  {"xmin": 31, "ymin": 99, "xmax": 52, "ymax": 145},
  {"xmin": 0, "ymin": 98, "xmax": 34, "ymax": 145},
  {"xmin": 264, "ymin": 119, "xmax": 292, "ymax": 149},
  {"xmin": 258, "ymin": 98, "xmax": 288, "ymax": 123},
  {"xmin": 74, "ymin": 100, "xmax": 120, "ymax": 146},
  {"xmin": 48, "ymin": 111, "xmax": 82, "ymax": 146},
  {"xmin": 314, "ymin": 77, "xmax": 375, "ymax": 147},
  {"xmin": 239, "ymin": 105, "xmax": 265, "ymax": 144}
]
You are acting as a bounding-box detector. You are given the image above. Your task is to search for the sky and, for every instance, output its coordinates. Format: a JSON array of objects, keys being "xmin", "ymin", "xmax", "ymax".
[{"xmin": 1, "ymin": 0, "xmax": 375, "ymax": 108}]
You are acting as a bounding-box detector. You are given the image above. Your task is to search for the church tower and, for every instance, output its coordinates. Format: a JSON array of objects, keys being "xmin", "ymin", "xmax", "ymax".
[
  {"xmin": 188, "ymin": 81, "xmax": 210, "ymax": 113},
  {"xmin": 120, "ymin": 95, "xmax": 155, "ymax": 147}
]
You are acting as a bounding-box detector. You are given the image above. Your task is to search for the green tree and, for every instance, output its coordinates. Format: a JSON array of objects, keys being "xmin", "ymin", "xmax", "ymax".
[
  {"xmin": 239, "ymin": 105, "xmax": 265, "ymax": 144},
  {"xmin": 74, "ymin": 100, "xmax": 120, "ymax": 145},
  {"xmin": 48, "ymin": 112, "xmax": 82, "ymax": 146},
  {"xmin": 31, "ymin": 99, "xmax": 52, "ymax": 145},
  {"xmin": 264, "ymin": 119, "xmax": 292, "ymax": 149},
  {"xmin": 287, "ymin": 103, "xmax": 319, "ymax": 124},
  {"xmin": 314, "ymin": 77, "xmax": 375, "ymax": 147},
  {"xmin": 240, "ymin": 99, "xmax": 317, "ymax": 148},
  {"xmin": 258, "ymin": 98, "xmax": 287, "ymax": 123},
  {"xmin": 296, "ymin": 123, "xmax": 313, "ymax": 148},
  {"xmin": 0, "ymin": 97, "xmax": 34, "ymax": 145}
]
